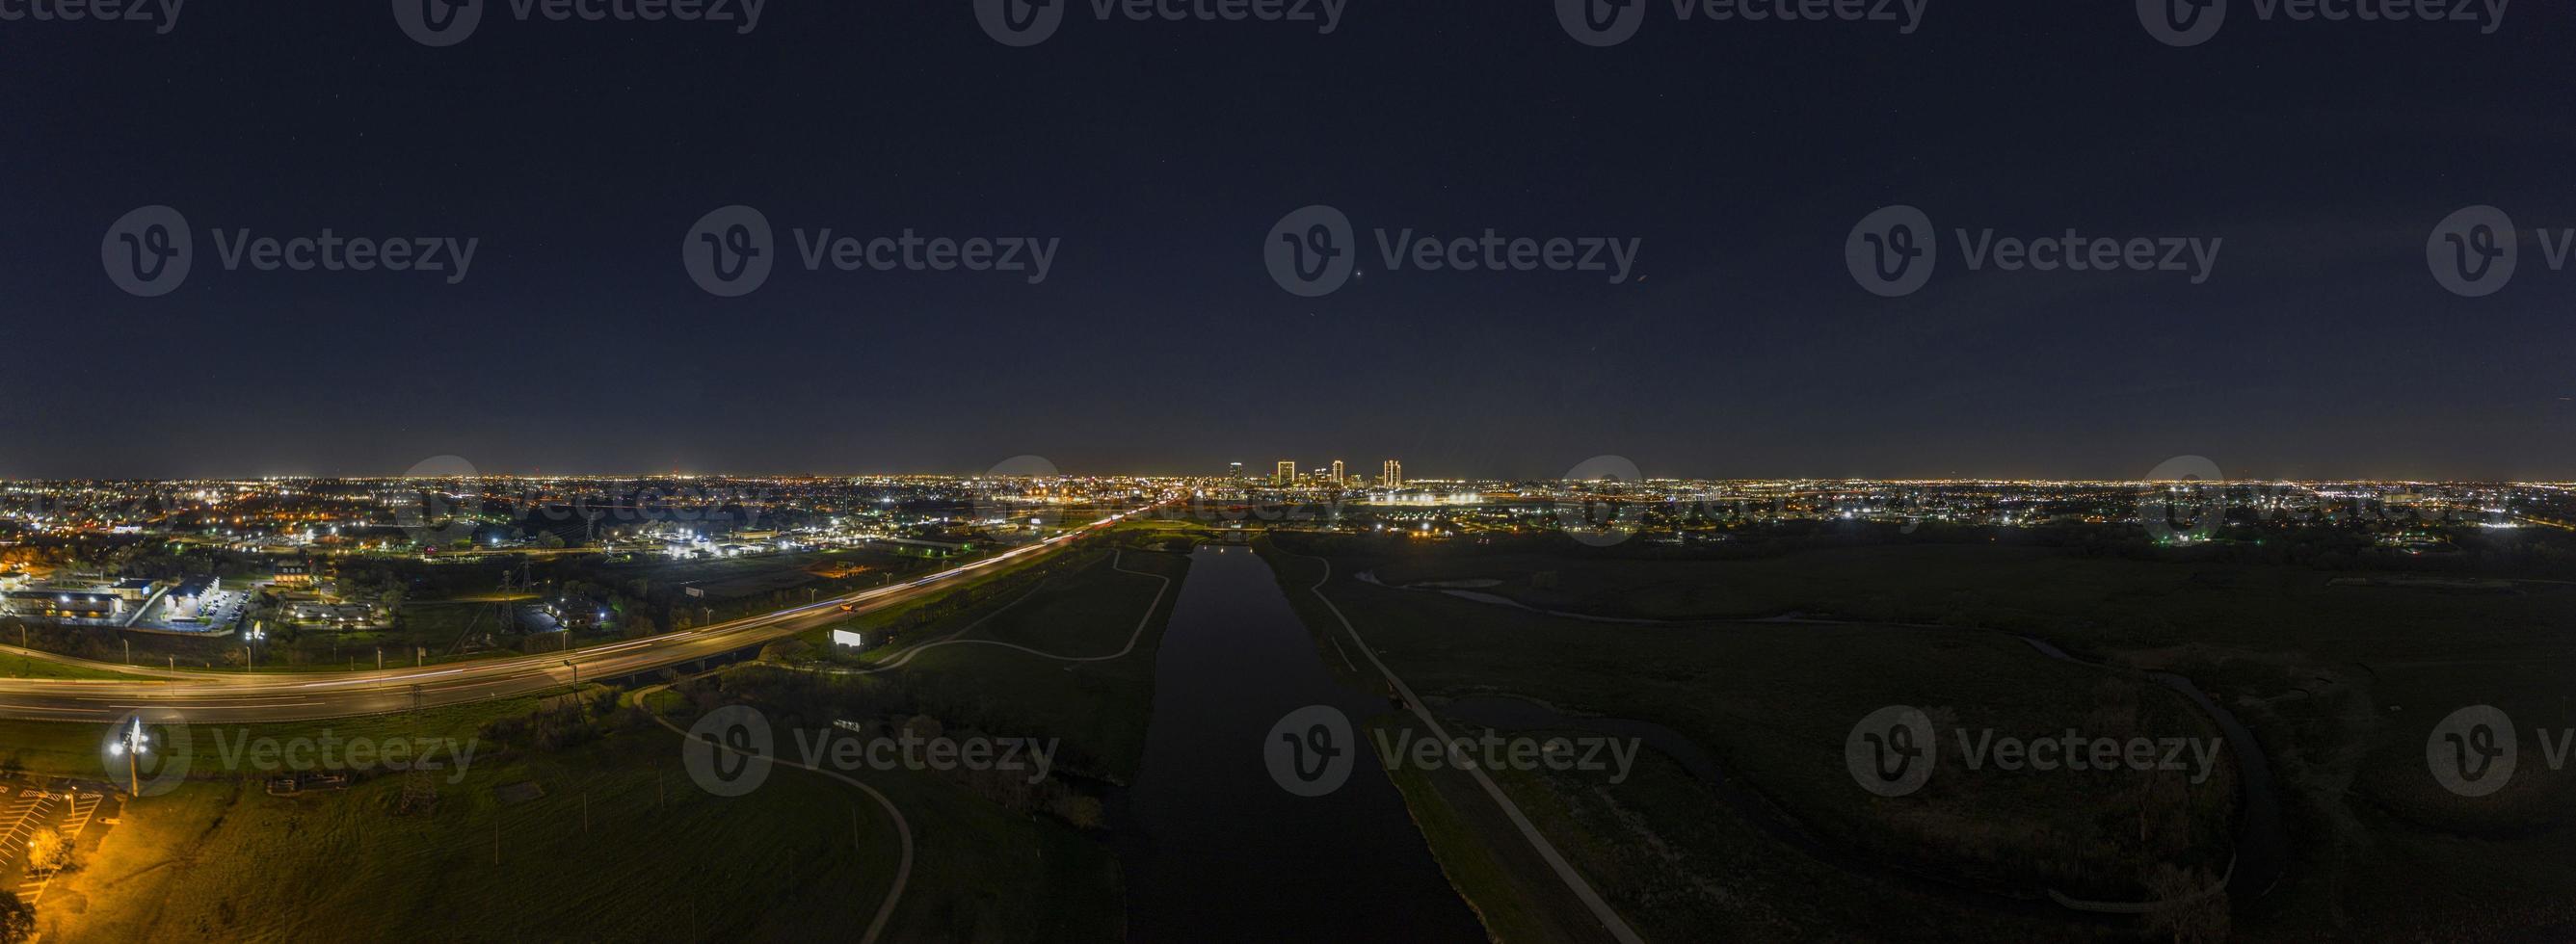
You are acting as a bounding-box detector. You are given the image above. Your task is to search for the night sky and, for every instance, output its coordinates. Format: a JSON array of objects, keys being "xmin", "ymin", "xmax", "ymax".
[{"xmin": 6, "ymin": 2, "xmax": 2571, "ymax": 481}]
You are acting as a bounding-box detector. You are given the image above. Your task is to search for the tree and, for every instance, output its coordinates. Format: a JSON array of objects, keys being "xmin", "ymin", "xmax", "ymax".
[
  {"xmin": 24, "ymin": 827, "xmax": 72, "ymax": 876},
  {"xmin": 0, "ymin": 889, "xmax": 30, "ymax": 944}
]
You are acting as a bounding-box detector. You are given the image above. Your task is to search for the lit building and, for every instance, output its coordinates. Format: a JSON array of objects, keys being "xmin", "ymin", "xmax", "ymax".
[
  {"xmin": 273, "ymin": 560, "xmax": 313, "ymax": 586},
  {"xmin": 1229, "ymin": 461, "xmax": 1244, "ymax": 481},
  {"xmin": 1275, "ymin": 461, "xmax": 1297, "ymax": 486},
  {"xmin": 4, "ymin": 590, "xmax": 123, "ymax": 620},
  {"xmin": 1382, "ymin": 459, "xmax": 1403, "ymax": 488},
  {"xmin": 1330, "ymin": 460, "xmax": 1345, "ymax": 486}
]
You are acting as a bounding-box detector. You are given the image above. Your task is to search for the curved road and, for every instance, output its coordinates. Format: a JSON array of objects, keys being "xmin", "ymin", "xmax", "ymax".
[{"xmin": 0, "ymin": 508, "xmax": 1156, "ymax": 724}]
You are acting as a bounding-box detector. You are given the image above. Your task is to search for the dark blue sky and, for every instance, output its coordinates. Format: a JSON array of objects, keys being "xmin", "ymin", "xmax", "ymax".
[{"xmin": 5, "ymin": 1, "xmax": 2571, "ymax": 481}]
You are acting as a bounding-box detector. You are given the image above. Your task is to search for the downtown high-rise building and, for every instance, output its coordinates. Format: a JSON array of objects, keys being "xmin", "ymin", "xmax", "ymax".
[
  {"xmin": 1229, "ymin": 461, "xmax": 1243, "ymax": 481},
  {"xmin": 1382, "ymin": 459, "xmax": 1402, "ymax": 488},
  {"xmin": 1330, "ymin": 459, "xmax": 1345, "ymax": 486},
  {"xmin": 1275, "ymin": 460, "xmax": 1297, "ymax": 486}
]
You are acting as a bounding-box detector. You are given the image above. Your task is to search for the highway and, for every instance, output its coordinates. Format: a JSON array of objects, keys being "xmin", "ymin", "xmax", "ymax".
[{"xmin": 0, "ymin": 507, "xmax": 1156, "ymax": 724}]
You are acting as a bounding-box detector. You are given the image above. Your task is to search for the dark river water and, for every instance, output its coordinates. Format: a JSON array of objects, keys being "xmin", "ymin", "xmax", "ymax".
[{"xmin": 1120, "ymin": 546, "xmax": 1484, "ymax": 942}]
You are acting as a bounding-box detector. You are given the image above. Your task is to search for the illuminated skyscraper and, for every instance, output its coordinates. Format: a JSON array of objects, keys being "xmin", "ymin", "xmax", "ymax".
[
  {"xmin": 1275, "ymin": 460, "xmax": 1297, "ymax": 486},
  {"xmin": 1330, "ymin": 460, "xmax": 1344, "ymax": 486},
  {"xmin": 1229, "ymin": 461, "xmax": 1243, "ymax": 481},
  {"xmin": 1382, "ymin": 459, "xmax": 1402, "ymax": 488}
]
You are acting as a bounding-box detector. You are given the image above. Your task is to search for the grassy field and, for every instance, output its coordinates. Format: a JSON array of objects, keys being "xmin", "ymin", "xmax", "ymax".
[
  {"xmin": 1259, "ymin": 535, "xmax": 2576, "ymax": 941},
  {"xmin": 30, "ymin": 713, "xmax": 1115, "ymax": 942},
  {"xmin": 0, "ymin": 650, "xmax": 153, "ymax": 680},
  {"xmin": 840, "ymin": 548, "xmax": 1188, "ymax": 782}
]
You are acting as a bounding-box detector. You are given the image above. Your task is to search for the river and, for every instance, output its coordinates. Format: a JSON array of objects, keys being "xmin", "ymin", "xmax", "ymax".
[{"xmin": 1119, "ymin": 546, "xmax": 1484, "ymax": 942}]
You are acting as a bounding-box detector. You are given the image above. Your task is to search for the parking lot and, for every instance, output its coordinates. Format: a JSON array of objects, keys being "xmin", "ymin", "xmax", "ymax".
[
  {"xmin": 1, "ymin": 775, "xmax": 120, "ymax": 910},
  {"xmin": 134, "ymin": 588, "xmax": 250, "ymax": 634}
]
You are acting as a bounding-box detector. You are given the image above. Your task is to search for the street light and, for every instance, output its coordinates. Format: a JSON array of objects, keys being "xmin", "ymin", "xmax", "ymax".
[
  {"xmin": 244, "ymin": 626, "xmax": 268, "ymax": 670},
  {"xmin": 107, "ymin": 717, "xmax": 148, "ymax": 798}
]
